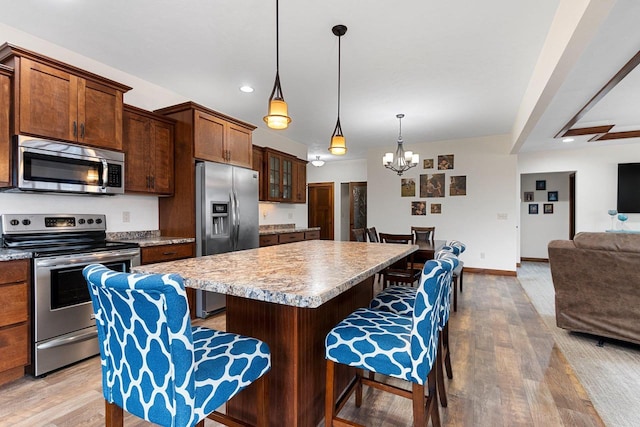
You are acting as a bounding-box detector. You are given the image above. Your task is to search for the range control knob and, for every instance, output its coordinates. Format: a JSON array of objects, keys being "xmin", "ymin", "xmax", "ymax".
[
  {"xmin": 22, "ymin": 219, "xmax": 31, "ymax": 226},
  {"xmin": 87, "ymin": 219, "xmax": 94, "ymax": 224},
  {"xmin": 78, "ymin": 219, "xmax": 86, "ymax": 224},
  {"xmin": 10, "ymin": 219, "xmax": 19, "ymax": 226},
  {"xmin": 95, "ymin": 218, "xmax": 102, "ymax": 224}
]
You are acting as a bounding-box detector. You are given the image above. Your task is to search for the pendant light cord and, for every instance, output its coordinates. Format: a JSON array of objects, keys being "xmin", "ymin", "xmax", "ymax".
[
  {"xmin": 276, "ymin": 0, "xmax": 280, "ymax": 72},
  {"xmin": 337, "ymin": 34, "xmax": 341, "ymax": 118}
]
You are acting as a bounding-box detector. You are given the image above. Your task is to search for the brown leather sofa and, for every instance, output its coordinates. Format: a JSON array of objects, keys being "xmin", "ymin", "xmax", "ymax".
[{"xmin": 548, "ymin": 232, "xmax": 640, "ymax": 345}]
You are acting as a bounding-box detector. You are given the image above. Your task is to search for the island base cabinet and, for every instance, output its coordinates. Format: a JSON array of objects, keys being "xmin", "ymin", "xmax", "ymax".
[{"xmin": 226, "ymin": 276, "xmax": 374, "ymax": 427}]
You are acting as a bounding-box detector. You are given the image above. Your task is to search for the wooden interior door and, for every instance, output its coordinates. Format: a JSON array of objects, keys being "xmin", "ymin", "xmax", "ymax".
[
  {"xmin": 349, "ymin": 182, "xmax": 367, "ymax": 240},
  {"xmin": 308, "ymin": 182, "xmax": 334, "ymax": 240}
]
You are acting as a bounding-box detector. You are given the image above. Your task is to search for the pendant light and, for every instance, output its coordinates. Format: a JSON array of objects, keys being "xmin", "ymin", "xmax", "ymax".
[
  {"xmin": 263, "ymin": 0, "xmax": 291, "ymax": 129},
  {"xmin": 328, "ymin": 24, "xmax": 348, "ymax": 155},
  {"xmin": 383, "ymin": 114, "xmax": 419, "ymax": 176}
]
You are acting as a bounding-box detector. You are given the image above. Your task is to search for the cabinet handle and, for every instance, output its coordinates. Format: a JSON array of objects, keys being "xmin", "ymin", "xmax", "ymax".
[
  {"xmin": 146, "ymin": 176, "xmax": 150, "ymax": 189},
  {"xmin": 151, "ymin": 176, "xmax": 155, "ymax": 189},
  {"xmin": 73, "ymin": 121, "xmax": 77, "ymax": 137},
  {"xmin": 162, "ymin": 251, "xmax": 177, "ymax": 256},
  {"xmin": 80, "ymin": 123, "xmax": 85, "ymax": 138}
]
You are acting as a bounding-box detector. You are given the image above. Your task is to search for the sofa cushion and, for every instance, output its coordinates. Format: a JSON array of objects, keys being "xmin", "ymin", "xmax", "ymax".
[{"xmin": 573, "ymin": 232, "xmax": 640, "ymax": 253}]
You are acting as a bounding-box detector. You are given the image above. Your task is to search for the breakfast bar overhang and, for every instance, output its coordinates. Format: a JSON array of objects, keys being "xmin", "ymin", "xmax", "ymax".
[{"xmin": 134, "ymin": 240, "xmax": 417, "ymax": 426}]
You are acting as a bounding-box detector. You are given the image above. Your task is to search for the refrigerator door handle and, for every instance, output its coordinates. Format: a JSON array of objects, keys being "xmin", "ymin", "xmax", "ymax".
[
  {"xmin": 233, "ymin": 190, "xmax": 240, "ymax": 250},
  {"xmin": 229, "ymin": 191, "xmax": 236, "ymax": 251}
]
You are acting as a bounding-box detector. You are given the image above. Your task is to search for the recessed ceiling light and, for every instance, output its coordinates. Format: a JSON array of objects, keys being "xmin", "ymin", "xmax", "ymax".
[
  {"xmin": 239, "ymin": 85, "xmax": 254, "ymax": 93},
  {"xmin": 562, "ymin": 137, "xmax": 575, "ymax": 143}
]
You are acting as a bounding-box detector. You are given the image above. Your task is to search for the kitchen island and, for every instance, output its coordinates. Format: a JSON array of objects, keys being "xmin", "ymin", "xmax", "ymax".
[{"xmin": 133, "ymin": 239, "xmax": 417, "ymax": 426}]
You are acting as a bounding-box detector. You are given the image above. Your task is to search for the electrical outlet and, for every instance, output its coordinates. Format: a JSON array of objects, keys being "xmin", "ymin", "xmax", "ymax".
[
  {"xmin": 480, "ymin": 252, "xmax": 485, "ymax": 259},
  {"xmin": 122, "ymin": 211, "xmax": 130, "ymax": 223},
  {"xmin": 497, "ymin": 213, "xmax": 508, "ymax": 220}
]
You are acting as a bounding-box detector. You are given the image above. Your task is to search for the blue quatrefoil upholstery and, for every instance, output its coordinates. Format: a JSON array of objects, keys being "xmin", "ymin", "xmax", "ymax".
[
  {"xmin": 370, "ymin": 252, "xmax": 458, "ymax": 328},
  {"xmin": 83, "ymin": 264, "xmax": 271, "ymax": 427},
  {"xmin": 446, "ymin": 240, "xmax": 467, "ymax": 255},
  {"xmin": 325, "ymin": 259, "xmax": 452, "ymax": 385}
]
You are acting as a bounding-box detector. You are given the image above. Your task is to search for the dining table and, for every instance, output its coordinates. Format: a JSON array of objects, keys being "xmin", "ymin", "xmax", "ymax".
[
  {"xmin": 133, "ymin": 239, "xmax": 417, "ymax": 427},
  {"xmin": 414, "ymin": 239, "xmax": 447, "ymax": 264}
]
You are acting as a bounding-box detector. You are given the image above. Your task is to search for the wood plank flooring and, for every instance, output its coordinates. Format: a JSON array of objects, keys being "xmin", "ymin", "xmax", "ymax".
[{"xmin": 0, "ymin": 272, "xmax": 605, "ymax": 426}]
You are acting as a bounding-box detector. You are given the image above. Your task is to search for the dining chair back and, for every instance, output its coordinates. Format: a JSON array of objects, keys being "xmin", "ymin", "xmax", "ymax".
[
  {"xmin": 366, "ymin": 226, "xmax": 379, "ymax": 243},
  {"xmin": 378, "ymin": 233, "xmax": 420, "ymax": 288},
  {"xmin": 83, "ymin": 264, "xmax": 271, "ymax": 427},
  {"xmin": 351, "ymin": 228, "xmax": 367, "ymax": 242},
  {"xmin": 325, "ymin": 258, "xmax": 453, "ymax": 426},
  {"xmin": 411, "ymin": 226, "xmax": 435, "ymax": 242}
]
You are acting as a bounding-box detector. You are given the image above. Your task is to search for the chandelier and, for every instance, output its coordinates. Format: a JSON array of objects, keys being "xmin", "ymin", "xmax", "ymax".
[
  {"xmin": 311, "ymin": 156, "xmax": 325, "ymax": 167},
  {"xmin": 383, "ymin": 114, "xmax": 418, "ymax": 176}
]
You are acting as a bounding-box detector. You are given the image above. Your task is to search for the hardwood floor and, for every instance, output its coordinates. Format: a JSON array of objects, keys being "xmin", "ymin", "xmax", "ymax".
[{"xmin": 0, "ymin": 272, "xmax": 604, "ymax": 426}]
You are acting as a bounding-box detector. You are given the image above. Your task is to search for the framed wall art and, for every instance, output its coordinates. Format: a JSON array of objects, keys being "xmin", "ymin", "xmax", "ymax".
[
  {"xmin": 544, "ymin": 203, "xmax": 554, "ymax": 214},
  {"xmin": 524, "ymin": 191, "xmax": 534, "ymax": 201},
  {"xmin": 423, "ymin": 158, "xmax": 434, "ymax": 169},
  {"xmin": 420, "ymin": 173, "xmax": 445, "ymax": 198},
  {"xmin": 529, "ymin": 204, "xmax": 538, "ymax": 214},
  {"xmin": 536, "ymin": 180, "xmax": 546, "ymax": 190},
  {"xmin": 437, "ymin": 154, "xmax": 454, "ymax": 170},
  {"xmin": 450, "ymin": 175, "xmax": 466, "ymax": 196},
  {"xmin": 431, "ymin": 203, "xmax": 442, "ymax": 214},
  {"xmin": 548, "ymin": 191, "xmax": 558, "ymax": 202},
  {"xmin": 411, "ymin": 201, "xmax": 427, "ymax": 215},
  {"xmin": 401, "ymin": 178, "xmax": 416, "ymax": 197}
]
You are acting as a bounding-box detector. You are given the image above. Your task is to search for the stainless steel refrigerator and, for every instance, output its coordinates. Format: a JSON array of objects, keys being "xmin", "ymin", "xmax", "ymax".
[{"xmin": 195, "ymin": 161, "xmax": 259, "ymax": 318}]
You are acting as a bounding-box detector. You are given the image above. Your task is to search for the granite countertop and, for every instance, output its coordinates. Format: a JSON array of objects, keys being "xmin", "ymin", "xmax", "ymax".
[
  {"xmin": 259, "ymin": 225, "xmax": 321, "ymax": 236},
  {"xmin": 0, "ymin": 249, "xmax": 32, "ymax": 261},
  {"xmin": 107, "ymin": 230, "xmax": 194, "ymax": 247},
  {"xmin": 133, "ymin": 240, "xmax": 416, "ymax": 308}
]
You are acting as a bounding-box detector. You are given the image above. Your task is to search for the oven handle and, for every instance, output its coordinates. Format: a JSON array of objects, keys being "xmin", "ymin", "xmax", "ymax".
[
  {"xmin": 35, "ymin": 249, "xmax": 141, "ymax": 268},
  {"xmin": 36, "ymin": 326, "xmax": 98, "ymax": 350}
]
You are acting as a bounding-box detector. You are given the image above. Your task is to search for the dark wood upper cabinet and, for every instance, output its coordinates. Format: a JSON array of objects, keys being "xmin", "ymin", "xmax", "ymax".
[
  {"xmin": 0, "ymin": 65, "xmax": 11, "ymax": 188},
  {"xmin": 188, "ymin": 105, "xmax": 253, "ymax": 169},
  {"xmin": 252, "ymin": 145, "xmax": 265, "ymax": 200},
  {"xmin": 0, "ymin": 43, "xmax": 131, "ymax": 151},
  {"xmin": 123, "ymin": 105, "xmax": 175, "ymax": 195},
  {"xmin": 254, "ymin": 145, "xmax": 307, "ymax": 204},
  {"xmin": 154, "ymin": 102, "xmax": 255, "ymax": 239}
]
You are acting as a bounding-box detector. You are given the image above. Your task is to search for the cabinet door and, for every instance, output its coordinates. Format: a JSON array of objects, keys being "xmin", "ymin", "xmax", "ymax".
[
  {"xmin": 226, "ymin": 123, "xmax": 252, "ymax": 168},
  {"xmin": 151, "ymin": 120, "xmax": 174, "ymax": 195},
  {"xmin": 0, "ymin": 69, "xmax": 10, "ymax": 187},
  {"xmin": 123, "ymin": 110, "xmax": 151, "ymax": 193},
  {"xmin": 79, "ymin": 79, "xmax": 123, "ymax": 150},
  {"xmin": 194, "ymin": 110, "xmax": 225, "ymax": 163},
  {"xmin": 293, "ymin": 160, "xmax": 307, "ymax": 203},
  {"xmin": 268, "ymin": 153, "xmax": 281, "ymax": 199},
  {"xmin": 18, "ymin": 58, "xmax": 78, "ymax": 141},
  {"xmin": 281, "ymin": 157, "xmax": 293, "ymax": 201}
]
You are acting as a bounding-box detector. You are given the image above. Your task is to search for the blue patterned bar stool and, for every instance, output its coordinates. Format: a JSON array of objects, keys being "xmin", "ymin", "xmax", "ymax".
[
  {"xmin": 447, "ymin": 240, "xmax": 466, "ymax": 312},
  {"xmin": 369, "ymin": 251, "xmax": 459, "ymax": 408},
  {"xmin": 83, "ymin": 264, "xmax": 271, "ymax": 427},
  {"xmin": 324, "ymin": 258, "xmax": 452, "ymax": 427}
]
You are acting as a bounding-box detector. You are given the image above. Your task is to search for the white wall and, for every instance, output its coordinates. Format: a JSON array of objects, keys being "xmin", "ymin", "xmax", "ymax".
[
  {"xmin": 307, "ymin": 158, "xmax": 368, "ymax": 240},
  {"xmin": 368, "ymin": 135, "xmax": 518, "ymax": 272},
  {"xmin": 0, "ymin": 24, "xmax": 306, "ymax": 232},
  {"xmin": 518, "ymin": 142, "xmax": 640, "ymax": 233},
  {"xmin": 520, "ymin": 172, "xmax": 571, "ymax": 258}
]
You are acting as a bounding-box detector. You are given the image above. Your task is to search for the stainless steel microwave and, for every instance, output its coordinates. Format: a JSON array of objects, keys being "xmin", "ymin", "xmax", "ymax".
[{"xmin": 13, "ymin": 135, "xmax": 125, "ymax": 195}]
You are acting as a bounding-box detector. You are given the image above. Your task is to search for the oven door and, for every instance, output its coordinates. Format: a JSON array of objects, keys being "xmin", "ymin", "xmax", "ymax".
[{"xmin": 31, "ymin": 248, "xmax": 140, "ymax": 376}]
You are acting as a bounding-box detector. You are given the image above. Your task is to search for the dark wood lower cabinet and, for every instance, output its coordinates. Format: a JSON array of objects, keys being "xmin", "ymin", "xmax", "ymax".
[{"xmin": 225, "ymin": 276, "xmax": 374, "ymax": 426}]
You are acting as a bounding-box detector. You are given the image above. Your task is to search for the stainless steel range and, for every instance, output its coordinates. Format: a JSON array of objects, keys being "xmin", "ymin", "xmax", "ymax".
[{"xmin": 0, "ymin": 213, "xmax": 140, "ymax": 377}]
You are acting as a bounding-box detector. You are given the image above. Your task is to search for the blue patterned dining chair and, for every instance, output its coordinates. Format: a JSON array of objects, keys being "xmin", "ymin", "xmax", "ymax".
[
  {"xmin": 324, "ymin": 258, "xmax": 453, "ymax": 427},
  {"xmin": 83, "ymin": 264, "xmax": 271, "ymax": 427},
  {"xmin": 446, "ymin": 240, "xmax": 467, "ymax": 311},
  {"xmin": 369, "ymin": 250, "xmax": 459, "ymax": 408}
]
